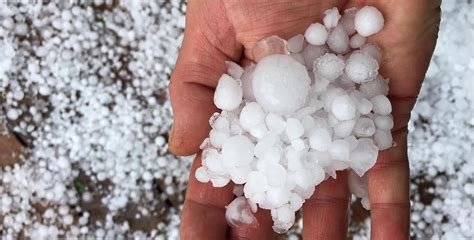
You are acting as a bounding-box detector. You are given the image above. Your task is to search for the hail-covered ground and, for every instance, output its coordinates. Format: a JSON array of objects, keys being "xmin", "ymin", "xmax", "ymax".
[{"xmin": 0, "ymin": 1, "xmax": 472, "ymax": 239}]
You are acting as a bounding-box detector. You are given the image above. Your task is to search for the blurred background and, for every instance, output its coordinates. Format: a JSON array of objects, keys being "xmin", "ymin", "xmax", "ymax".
[{"xmin": 0, "ymin": 0, "xmax": 472, "ymax": 239}]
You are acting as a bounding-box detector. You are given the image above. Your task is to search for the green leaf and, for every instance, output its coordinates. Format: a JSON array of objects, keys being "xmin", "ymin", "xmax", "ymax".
[{"xmin": 74, "ymin": 179, "xmax": 86, "ymax": 193}]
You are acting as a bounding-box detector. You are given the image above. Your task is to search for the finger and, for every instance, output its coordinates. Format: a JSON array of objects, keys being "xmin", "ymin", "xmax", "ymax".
[
  {"xmin": 352, "ymin": 0, "xmax": 441, "ymax": 98},
  {"xmin": 222, "ymin": 0, "xmax": 348, "ymax": 60},
  {"xmin": 169, "ymin": 0, "xmax": 242, "ymax": 155},
  {"xmin": 229, "ymin": 209, "xmax": 275, "ymax": 240},
  {"xmin": 368, "ymin": 128, "xmax": 410, "ymax": 240},
  {"xmin": 303, "ymin": 171, "xmax": 351, "ymax": 239},
  {"xmin": 180, "ymin": 153, "xmax": 235, "ymax": 240}
]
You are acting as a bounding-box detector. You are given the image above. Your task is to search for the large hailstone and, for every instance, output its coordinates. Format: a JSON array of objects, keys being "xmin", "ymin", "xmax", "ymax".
[{"xmin": 252, "ymin": 55, "xmax": 311, "ymax": 113}]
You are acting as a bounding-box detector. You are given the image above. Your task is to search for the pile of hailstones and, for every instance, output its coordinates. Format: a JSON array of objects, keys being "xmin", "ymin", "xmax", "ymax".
[{"xmin": 196, "ymin": 6, "xmax": 393, "ymax": 233}]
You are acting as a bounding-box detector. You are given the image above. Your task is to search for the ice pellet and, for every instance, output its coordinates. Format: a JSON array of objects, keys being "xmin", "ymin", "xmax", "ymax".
[
  {"xmin": 239, "ymin": 102, "xmax": 265, "ymax": 131},
  {"xmin": 309, "ymin": 128, "xmax": 332, "ymax": 152},
  {"xmin": 345, "ymin": 52, "xmax": 379, "ymax": 84},
  {"xmin": 252, "ymin": 36, "xmax": 290, "ymax": 62},
  {"xmin": 354, "ymin": 6, "xmax": 385, "ymax": 37},
  {"xmin": 350, "ymin": 34, "xmax": 366, "ymax": 49},
  {"xmin": 286, "ymin": 118, "xmax": 304, "ymax": 140},
  {"xmin": 374, "ymin": 115, "xmax": 394, "ymax": 130},
  {"xmin": 222, "ymin": 135, "xmax": 255, "ymax": 167},
  {"xmin": 323, "ymin": 7, "xmax": 341, "ymax": 29},
  {"xmin": 288, "ymin": 34, "xmax": 305, "ymax": 53},
  {"xmin": 314, "ymin": 53, "xmax": 345, "ymax": 81},
  {"xmin": 374, "ymin": 130, "xmax": 393, "ymax": 150},
  {"xmin": 331, "ymin": 94, "xmax": 357, "ymax": 121},
  {"xmin": 304, "ymin": 23, "xmax": 328, "ymax": 46},
  {"xmin": 327, "ymin": 24, "xmax": 350, "ymax": 54},
  {"xmin": 329, "ymin": 139, "xmax": 351, "ymax": 161},
  {"xmin": 371, "ymin": 95, "xmax": 392, "ymax": 115},
  {"xmin": 214, "ymin": 74, "xmax": 243, "ymax": 111}
]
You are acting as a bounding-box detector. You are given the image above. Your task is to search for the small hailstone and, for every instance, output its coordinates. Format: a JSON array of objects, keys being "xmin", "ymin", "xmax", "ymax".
[
  {"xmin": 222, "ymin": 135, "xmax": 255, "ymax": 167},
  {"xmin": 357, "ymin": 98, "xmax": 373, "ymax": 114},
  {"xmin": 353, "ymin": 117, "xmax": 376, "ymax": 137},
  {"xmin": 304, "ymin": 23, "xmax": 328, "ymax": 46},
  {"xmin": 82, "ymin": 192, "xmax": 93, "ymax": 203},
  {"xmin": 265, "ymin": 113, "xmax": 286, "ymax": 134},
  {"xmin": 272, "ymin": 204, "xmax": 295, "ymax": 233},
  {"xmin": 239, "ymin": 102, "xmax": 265, "ymax": 131},
  {"xmin": 301, "ymin": 44, "xmax": 328, "ymax": 70},
  {"xmin": 244, "ymin": 171, "xmax": 269, "ymax": 200},
  {"xmin": 15, "ymin": 23, "xmax": 28, "ymax": 36},
  {"xmin": 289, "ymin": 193, "xmax": 303, "ymax": 211},
  {"xmin": 233, "ymin": 185, "xmax": 244, "ymax": 197},
  {"xmin": 290, "ymin": 53, "xmax": 305, "ymax": 65},
  {"xmin": 291, "ymin": 139, "xmax": 305, "ymax": 150},
  {"xmin": 241, "ymin": 64, "xmax": 256, "ymax": 101},
  {"xmin": 323, "ymin": 7, "xmax": 341, "ymax": 29},
  {"xmin": 349, "ymin": 138, "xmax": 378, "ymax": 176},
  {"xmin": 348, "ymin": 170, "xmax": 368, "ymax": 199},
  {"xmin": 340, "ymin": 7, "xmax": 357, "ymax": 35},
  {"xmin": 252, "ymin": 36, "xmax": 290, "ymax": 62},
  {"xmin": 195, "ymin": 167, "xmax": 210, "ymax": 183},
  {"xmin": 371, "ymin": 95, "xmax": 392, "ymax": 115},
  {"xmin": 287, "ymin": 34, "xmax": 305, "ymax": 52},
  {"xmin": 249, "ymin": 123, "xmax": 268, "ymax": 139},
  {"xmin": 345, "ymin": 52, "xmax": 379, "ymax": 83},
  {"xmin": 252, "ymin": 55, "xmax": 311, "ymax": 113},
  {"xmin": 349, "ymin": 34, "xmax": 366, "ymax": 49},
  {"xmin": 265, "ymin": 163, "xmax": 287, "ymax": 187},
  {"xmin": 360, "ymin": 44, "xmax": 383, "ymax": 63},
  {"xmin": 314, "ymin": 53, "xmax": 345, "ymax": 81},
  {"xmin": 374, "ymin": 130, "xmax": 393, "ymax": 150},
  {"xmin": 229, "ymin": 166, "xmax": 252, "ymax": 184},
  {"xmin": 313, "ymin": 78, "xmax": 330, "ymax": 93},
  {"xmin": 359, "ymin": 75, "xmax": 389, "ymax": 98},
  {"xmin": 321, "ymin": 87, "xmax": 346, "ymax": 111},
  {"xmin": 331, "ymin": 94, "xmax": 356, "ymax": 121},
  {"xmin": 374, "ymin": 115, "xmax": 394, "ymax": 130},
  {"xmin": 209, "ymin": 129, "xmax": 231, "ymax": 148},
  {"xmin": 225, "ymin": 197, "xmax": 256, "ymax": 228},
  {"xmin": 214, "ymin": 74, "xmax": 243, "ymax": 111},
  {"xmin": 63, "ymin": 215, "xmax": 74, "ymax": 225},
  {"xmin": 225, "ymin": 61, "xmax": 244, "ymax": 79},
  {"xmin": 309, "ymin": 128, "xmax": 332, "ymax": 152},
  {"xmin": 7, "ymin": 109, "xmax": 20, "ymax": 120},
  {"xmin": 354, "ymin": 6, "xmax": 385, "ymax": 37},
  {"xmin": 327, "ymin": 24, "xmax": 350, "ymax": 54},
  {"xmin": 265, "ymin": 187, "xmax": 291, "ymax": 209},
  {"xmin": 334, "ymin": 120, "xmax": 356, "ymax": 138},
  {"xmin": 285, "ymin": 118, "xmax": 304, "ymax": 140},
  {"xmin": 328, "ymin": 139, "xmax": 351, "ymax": 161}
]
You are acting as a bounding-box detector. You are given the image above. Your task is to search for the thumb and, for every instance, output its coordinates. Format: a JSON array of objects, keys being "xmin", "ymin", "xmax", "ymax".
[{"xmin": 169, "ymin": 0, "xmax": 242, "ymax": 156}]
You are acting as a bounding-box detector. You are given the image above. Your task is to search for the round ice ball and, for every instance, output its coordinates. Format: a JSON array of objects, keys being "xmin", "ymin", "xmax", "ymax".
[
  {"xmin": 214, "ymin": 74, "xmax": 243, "ymax": 111},
  {"xmin": 345, "ymin": 52, "xmax": 379, "ymax": 84},
  {"xmin": 240, "ymin": 102, "xmax": 265, "ymax": 131},
  {"xmin": 314, "ymin": 53, "xmax": 345, "ymax": 81},
  {"xmin": 304, "ymin": 23, "xmax": 328, "ymax": 46},
  {"xmin": 331, "ymin": 94, "xmax": 356, "ymax": 121},
  {"xmin": 354, "ymin": 6, "xmax": 385, "ymax": 37},
  {"xmin": 371, "ymin": 95, "xmax": 392, "ymax": 115},
  {"xmin": 222, "ymin": 135, "xmax": 255, "ymax": 167},
  {"xmin": 252, "ymin": 55, "xmax": 311, "ymax": 113}
]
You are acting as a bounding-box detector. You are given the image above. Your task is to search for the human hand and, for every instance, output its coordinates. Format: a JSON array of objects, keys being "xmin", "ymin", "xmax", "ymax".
[{"xmin": 169, "ymin": 0, "xmax": 440, "ymax": 239}]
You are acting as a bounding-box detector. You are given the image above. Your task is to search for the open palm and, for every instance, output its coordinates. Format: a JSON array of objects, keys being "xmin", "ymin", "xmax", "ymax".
[{"xmin": 169, "ymin": 0, "xmax": 440, "ymax": 239}]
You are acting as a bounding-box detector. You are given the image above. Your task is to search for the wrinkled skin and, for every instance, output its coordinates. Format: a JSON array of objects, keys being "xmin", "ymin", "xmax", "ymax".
[{"xmin": 169, "ymin": 1, "xmax": 440, "ymax": 239}]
